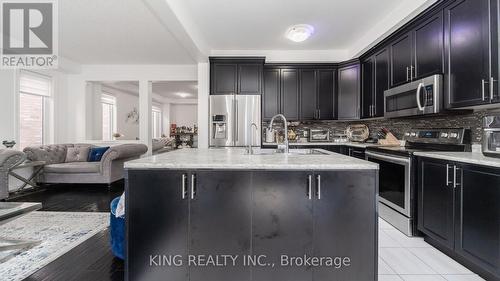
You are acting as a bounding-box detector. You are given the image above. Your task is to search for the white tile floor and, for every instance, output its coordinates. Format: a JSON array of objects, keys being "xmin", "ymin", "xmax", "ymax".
[{"xmin": 378, "ymin": 218, "xmax": 485, "ymax": 281}]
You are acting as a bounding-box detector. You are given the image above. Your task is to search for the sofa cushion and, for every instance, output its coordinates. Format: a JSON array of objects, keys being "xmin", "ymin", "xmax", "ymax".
[
  {"xmin": 65, "ymin": 147, "xmax": 90, "ymax": 163},
  {"xmin": 24, "ymin": 144, "xmax": 72, "ymax": 164},
  {"xmin": 88, "ymin": 146, "xmax": 110, "ymax": 162},
  {"xmin": 44, "ymin": 162, "xmax": 101, "ymax": 174}
]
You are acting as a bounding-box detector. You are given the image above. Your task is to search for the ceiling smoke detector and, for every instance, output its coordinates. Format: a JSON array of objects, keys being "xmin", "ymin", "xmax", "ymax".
[{"xmin": 285, "ymin": 24, "xmax": 314, "ymax": 42}]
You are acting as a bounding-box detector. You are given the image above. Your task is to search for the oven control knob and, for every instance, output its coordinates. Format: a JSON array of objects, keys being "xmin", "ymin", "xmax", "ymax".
[
  {"xmin": 441, "ymin": 132, "xmax": 449, "ymax": 138},
  {"xmin": 404, "ymin": 132, "xmax": 410, "ymax": 137},
  {"xmin": 449, "ymin": 132, "xmax": 459, "ymax": 139},
  {"xmin": 410, "ymin": 132, "xmax": 417, "ymax": 137}
]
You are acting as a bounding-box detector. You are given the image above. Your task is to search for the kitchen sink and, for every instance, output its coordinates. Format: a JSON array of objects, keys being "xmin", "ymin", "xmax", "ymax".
[{"xmin": 245, "ymin": 149, "xmax": 328, "ymax": 155}]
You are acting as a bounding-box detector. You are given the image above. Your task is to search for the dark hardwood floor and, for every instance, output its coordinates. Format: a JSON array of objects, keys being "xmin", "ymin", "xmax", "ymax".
[{"xmin": 6, "ymin": 182, "xmax": 125, "ymax": 281}]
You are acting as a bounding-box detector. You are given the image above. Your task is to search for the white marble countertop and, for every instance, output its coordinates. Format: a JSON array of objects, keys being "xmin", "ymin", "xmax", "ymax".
[
  {"xmin": 262, "ymin": 142, "xmax": 379, "ymax": 148},
  {"xmin": 414, "ymin": 151, "xmax": 500, "ymax": 168},
  {"xmin": 125, "ymin": 148, "xmax": 379, "ymax": 170}
]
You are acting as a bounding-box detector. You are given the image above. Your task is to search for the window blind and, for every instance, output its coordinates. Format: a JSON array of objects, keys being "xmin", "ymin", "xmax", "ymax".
[{"xmin": 19, "ymin": 71, "xmax": 51, "ymax": 97}]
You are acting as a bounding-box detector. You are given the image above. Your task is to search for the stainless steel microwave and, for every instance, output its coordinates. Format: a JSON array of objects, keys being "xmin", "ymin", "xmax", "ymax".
[{"xmin": 384, "ymin": 74, "xmax": 443, "ymax": 118}]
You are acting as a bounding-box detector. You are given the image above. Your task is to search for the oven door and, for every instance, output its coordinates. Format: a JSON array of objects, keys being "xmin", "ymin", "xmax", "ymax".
[{"xmin": 365, "ymin": 151, "xmax": 411, "ymax": 217}]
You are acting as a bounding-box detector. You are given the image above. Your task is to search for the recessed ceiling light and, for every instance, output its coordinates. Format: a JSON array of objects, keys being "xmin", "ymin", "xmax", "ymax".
[
  {"xmin": 285, "ymin": 24, "xmax": 314, "ymax": 42},
  {"xmin": 176, "ymin": 92, "xmax": 190, "ymax": 98}
]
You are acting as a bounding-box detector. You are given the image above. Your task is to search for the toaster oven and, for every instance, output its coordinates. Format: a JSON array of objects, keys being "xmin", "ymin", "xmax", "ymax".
[{"xmin": 309, "ymin": 129, "xmax": 330, "ymax": 142}]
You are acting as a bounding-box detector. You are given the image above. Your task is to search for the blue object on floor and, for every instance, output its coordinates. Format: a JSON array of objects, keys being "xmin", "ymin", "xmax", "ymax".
[{"xmin": 110, "ymin": 196, "xmax": 125, "ymax": 260}]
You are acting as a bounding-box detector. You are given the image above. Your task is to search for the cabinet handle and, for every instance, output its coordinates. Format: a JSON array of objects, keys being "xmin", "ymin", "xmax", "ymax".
[
  {"xmin": 482, "ymin": 79, "xmax": 489, "ymax": 101},
  {"xmin": 446, "ymin": 164, "xmax": 452, "ymax": 186},
  {"xmin": 191, "ymin": 174, "xmax": 196, "ymax": 199},
  {"xmin": 490, "ymin": 77, "xmax": 497, "ymax": 100},
  {"xmin": 410, "ymin": 66, "xmax": 414, "ymax": 80},
  {"xmin": 406, "ymin": 67, "xmax": 410, "ymax": 81},
  {"xmin": 453, "ymin": 166, "xmax": 461, "ymax": 189},
  {"xmin": 307, "ymin": 174, "xmax": 312, "ymax": 200},
  {"xmin": 316, "ymin": 174, "xmax": 321, "ymax": 200},
  {"xmin": 182, "ymin": 174, "xmax": 187, "ymax": 199},
  {"xmin": 318, "ymin": 109, "xmax": 321, "ymax": 119}
]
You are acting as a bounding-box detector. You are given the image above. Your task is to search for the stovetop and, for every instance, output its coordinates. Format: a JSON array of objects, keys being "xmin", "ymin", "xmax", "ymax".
[{"xmin": 366, "ymin": 128, "xmax": 471, "ymax": 157}]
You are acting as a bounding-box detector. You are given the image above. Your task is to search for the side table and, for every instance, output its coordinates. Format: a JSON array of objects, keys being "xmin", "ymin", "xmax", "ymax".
[{"xmin": 8, "ymin": 161, "xmax": 45, "ymax": 191}]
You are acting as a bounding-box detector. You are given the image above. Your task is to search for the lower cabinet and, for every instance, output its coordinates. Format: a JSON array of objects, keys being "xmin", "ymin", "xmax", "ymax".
[
  {"xmin": 189, "ymin": 171, "xmax": 252, "ymax": 281},
  {"xmin": 418, "ymin": 158, "xmax": 455, "ymax": 250},
  {"xmin": 127, "ymin": 169, "xmax": 377, "ymax": 281},
  {"xmin": 418, "ymin": 158, "xmax": 500, "ymax": 280},
  {"xmin": 456, "ymin": 164, "xmax": 500, "ymax": 279}
]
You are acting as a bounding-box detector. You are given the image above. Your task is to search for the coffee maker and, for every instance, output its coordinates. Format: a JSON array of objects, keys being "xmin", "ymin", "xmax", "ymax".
[{"xmin": 482, "ymin": 115, "xmax": 500, "ymax": 158}]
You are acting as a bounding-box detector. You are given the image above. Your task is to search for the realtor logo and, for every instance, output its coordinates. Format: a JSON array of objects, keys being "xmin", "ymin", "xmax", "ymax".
[{"xmin": 1, "ymin": 0, "xmax": 58, "ymax": 68}]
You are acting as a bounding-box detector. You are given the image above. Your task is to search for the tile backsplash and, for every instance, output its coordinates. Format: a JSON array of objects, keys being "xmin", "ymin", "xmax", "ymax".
[{"xmin": 264, "ymin": 110, "xmax": 499, "ymax": 144}]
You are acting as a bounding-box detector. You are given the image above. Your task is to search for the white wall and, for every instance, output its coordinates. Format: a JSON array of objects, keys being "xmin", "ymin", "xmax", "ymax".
[
  {"xmin": 0, "ymin": 70, "xmax": 17, "ymax": 146},
  {"xmin": 170, "ymin": 104, "xmax": 198, "ymax": 127},
  {"xmin": 64, "ymin": 64, "xmax": 198, "ymax": 144}
]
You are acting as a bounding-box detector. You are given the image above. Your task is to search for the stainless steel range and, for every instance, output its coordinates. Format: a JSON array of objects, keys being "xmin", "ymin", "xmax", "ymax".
[{"xmin": 365, "ymin": 128, "xmax": 471, "ymax": 236}]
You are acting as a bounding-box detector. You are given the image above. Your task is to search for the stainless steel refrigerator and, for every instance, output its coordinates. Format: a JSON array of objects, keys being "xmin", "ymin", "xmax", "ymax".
[{"xmin": 209, "ymin": 95, "xmax": 261, "ymax": 147}]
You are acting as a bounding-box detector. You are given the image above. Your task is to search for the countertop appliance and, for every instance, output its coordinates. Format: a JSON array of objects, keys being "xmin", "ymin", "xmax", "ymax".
[
  {"xmin": 209, "ymin": 95, "xmax": 261, "ymax": 147},
  {"xmin": 346, "ymin": 124, "xmax": 370, "ymax": 142},
  {"xmin": 365, "ymin": 128, "xmax": 470, "ymax": 236},
  {"xmin": 384, "ymin": 74, "xmax": 443, "ymax": 118},
  {"xmin": 309, "ymin": 129, "xmax": 330, "ymax": 142},
  {"xmin": 483, "ymin": 115, "xmax": 500, "ymax": 158}
]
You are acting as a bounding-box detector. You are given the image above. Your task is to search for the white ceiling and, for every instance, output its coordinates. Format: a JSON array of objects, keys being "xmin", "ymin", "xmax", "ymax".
[
  {"xmin": 58, "ymin": 0, "xmax": 438, "ymax": 64},
  {"xmin": 167, "ymin": 0, "xmax": 438, "ymax": 60},
  {"xmin": 100, "ymin": 81, "xmax": 198, "ymax": 101},
  {"xmin": 172, "ymin": 0, "xmax": 400, "ymax": 50},
  {"xmin": 59, "ymin": 0, "xmax": 195, "ymax": 64}
]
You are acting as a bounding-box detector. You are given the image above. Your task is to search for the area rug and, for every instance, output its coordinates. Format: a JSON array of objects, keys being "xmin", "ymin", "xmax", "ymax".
[{"xmin": 0, "ymin": 211, "xmax": 109, "ymax": 281}]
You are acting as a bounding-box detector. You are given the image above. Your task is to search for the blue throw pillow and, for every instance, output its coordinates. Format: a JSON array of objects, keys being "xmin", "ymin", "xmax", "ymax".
[{"xmin": 88, "ymin": 146, "xmax": 110, "ymax": 162}]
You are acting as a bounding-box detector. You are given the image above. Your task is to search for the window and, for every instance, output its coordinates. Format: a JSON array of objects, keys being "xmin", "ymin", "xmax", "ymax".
[
  {"xmin": 101, "ymin": 94, "xmax": 116, "ymax": 141},
  {"xmin": 19, "ymin": 71, "xmax": 52, "ymax": 149},
  {"xmin": 152, "ymin": 106, "xmax": 162, "ymax": 139}
]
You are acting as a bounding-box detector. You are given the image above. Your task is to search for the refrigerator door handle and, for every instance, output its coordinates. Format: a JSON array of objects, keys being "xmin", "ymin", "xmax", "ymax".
[{"xmin": 234, "ymin": 97, "xmax": 238, "ymax": 144}]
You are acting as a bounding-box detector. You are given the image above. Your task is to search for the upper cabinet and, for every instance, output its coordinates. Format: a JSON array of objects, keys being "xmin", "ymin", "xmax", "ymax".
[
  {"xmin": 414, "ymin": 11, "xmax": 444, "ymax": 79},
  {"xmin": 362, "ymin": 48, "xmax": 389, "ymax": 118},
  {"xmin": 263, "ymin": 66, "xmax": 336, "ymax": 121},
  {"xmin": 390, "ymin": 10, "xmax": 444, "ymax": 88},
  {"xmin": 390, "ymin": 33, "xmax": 414, "ymax": 87},
  {"xmin": 338, "ymin": 63, "xmax": 361, "ymax": 120},
  {"xmin": 444, "ymin": 0, "xmax": 493, "ymax": 108},
  {"xmin": 210, "ymin": 57, "xmax": 264, "ymax": 95}
]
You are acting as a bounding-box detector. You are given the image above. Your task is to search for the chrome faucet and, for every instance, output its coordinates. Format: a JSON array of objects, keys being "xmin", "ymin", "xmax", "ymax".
[
  {"xmin": 247, "ymin": 123, "xmax": 258, "ymax": 155},
  {"xmin": 269, "ymin": 114, "xmax": 289, "ymax": 154}
]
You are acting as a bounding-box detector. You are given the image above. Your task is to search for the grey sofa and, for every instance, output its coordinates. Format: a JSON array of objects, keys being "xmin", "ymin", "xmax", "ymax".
[
  {"xmin": 0, "ymin": 149, "xmax": 26, "ymax": 199},
  {"xmin": 23, "ymin": 143, "xmax": 147, "ymax": 185}
]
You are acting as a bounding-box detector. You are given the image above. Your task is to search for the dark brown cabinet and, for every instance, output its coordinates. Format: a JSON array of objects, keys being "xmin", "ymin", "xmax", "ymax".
[
  {"xmin": 362, "ymin": 49, "xmax": 389, "ymax": 118},
  {"xmin": 361, "ymin": 57, "xmax": 374, "ymax": 118},
  {"xmin": 455, "ymin": 164, "xmax": 500, "ymax": 279},
  {"xmin": 313, "ymin": 171, "xmax": 377, "ymax": 281},
  {"xmin": 189, "ymin": 171, "xmax": 252, "ymax": 281},
  {"xmin": 418, "ymin": 158, "xmax": 455, "ymax": 250},
  {"xmin": 210, "ymin": 57, "xmax": 264, "ymax": 95},
  {"xmin": 299, "ymin": 70, "xmax": 317, "ymax": 120},
  {"xmin": 263, "ymin": 69, "xmax": 281, "ymax": 120},
  {"xmin": 127, "ymin": 169, "xmax": 377, "ymax": 281},
  {"xmin": 281, "ymin": 69, "xmax": 300, "ymax": 120},
  {"xmin": 264, "ymin": 67, "xmax": 335, "ymax": 121},
  {"xmin": 263, "ymin": 68, "xmax": 300, "ymax": 121},
  {"xmin": 390, "ymin": 32, "xmax": 414, "ymax": 87},
  {"xmin": 418, "ymin": 157, "xmax": 500, "ymax": 280},
  {"xmin": 414, "ymin": 11, "xmax": 444, "ymax": 79},
  {"xmin": 317, "ymin": 70, "xmax": 336, "ymax": 119},
  {"xmin": 389, "ymin": 10, "xmax": 444, "ymax": 87},
  {"xmin": 444, "ymin": 0, "xmax": 492, "ymax": 108},
  {"xmin": 338, "ymin": 64, "xmax": 361, "ymax": 120}
]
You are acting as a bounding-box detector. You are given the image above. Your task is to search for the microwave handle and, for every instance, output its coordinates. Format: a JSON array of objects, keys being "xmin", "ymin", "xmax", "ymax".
[{"xmin": 416, "ymin": 82, "xmax": 425, "ymax": 111}]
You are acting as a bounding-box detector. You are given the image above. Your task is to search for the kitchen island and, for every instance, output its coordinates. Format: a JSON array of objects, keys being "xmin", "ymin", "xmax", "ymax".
[{"xmin": 124, "ymin": 148, "xmax": 379, "ymax": 281}]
